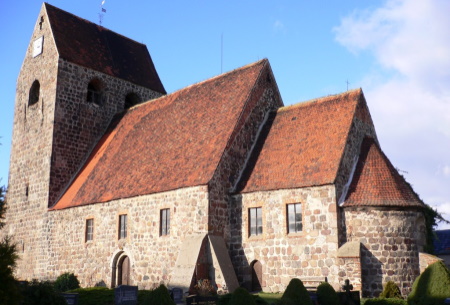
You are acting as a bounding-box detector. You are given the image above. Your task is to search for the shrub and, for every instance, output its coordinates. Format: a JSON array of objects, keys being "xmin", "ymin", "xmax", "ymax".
[
  {"xmin": 218, "ymin": 290, "xmax": 268, "ymax": 305},
  {"xmin": 54, "ymin": 272, "xmax": 80, "ymax": 292},
  {"xmin": 365, "ymin": 298, "xmax": 407, "ymax": 305},
  {"xmin": 67, "ymin": 287, "xmax": 114, "ymax": 305},
  {"xmin": 228, "ymin": 287, "xmax": 257, "ymax": 305},
  {"xmin": 380, "ymin": 281, "xmax": 402, "ymax": 299},
  {"xmin": 21, "ymin": 280, "xmax": 67, "ymax": 305},
  {"xmin": 407, "ymin": 260, "xmax": 450, "ymax": 305},
  {"xmin": 143, "ymin": 284, "xmax": 175, "ymax": 305},
  {"xmin": 317, "ymin": 282, "xmax": 339, "ymax": 305},
  {"xmin": 279, "ymin": 278, "xmax": 313, "ymax": 305},
  {"xmin": 0, "ymin": 236, "xmax": 21, "ymax": 305}
]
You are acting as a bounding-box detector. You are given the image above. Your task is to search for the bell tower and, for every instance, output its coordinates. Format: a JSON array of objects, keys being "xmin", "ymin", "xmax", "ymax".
[{"xmin": 5, "ymin": 3, "xmax": 165, "ymax": 280}]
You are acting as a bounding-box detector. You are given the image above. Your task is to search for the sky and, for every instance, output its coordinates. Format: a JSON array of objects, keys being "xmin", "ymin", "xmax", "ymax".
[{"xmin": 0, "ymin": 0, "xmax": 449, "ymax": 229}]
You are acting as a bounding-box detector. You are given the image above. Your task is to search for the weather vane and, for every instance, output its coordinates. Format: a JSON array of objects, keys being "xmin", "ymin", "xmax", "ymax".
[{"xmin": 99, "ymin": 0, "xmax": 106, "ymax": 25}]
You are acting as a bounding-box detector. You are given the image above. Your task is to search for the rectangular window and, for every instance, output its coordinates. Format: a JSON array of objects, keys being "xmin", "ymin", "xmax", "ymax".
[
  {"xmin": 85, "ymin": 218, "xmax": 94, "ymax": 242},
  {"xmin": 160, "ymin": 209, "xmax": 170, "ymax": 236},
  {"xmin": 249, "ymin": 207, "xmax": 263, "ymax": 236},
  {"xmin": 287, "ymin": 203, "xmax": 302, "ymax": 233},
  {"xmin": 119, "ymin": 214, "xmax": 127, "ymax": 239}
]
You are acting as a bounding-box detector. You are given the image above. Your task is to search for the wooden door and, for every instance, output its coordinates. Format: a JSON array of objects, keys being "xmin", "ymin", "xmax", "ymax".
[{"xmin": 119, "ymin": 256, "xmax": 130, "ymax": 286}]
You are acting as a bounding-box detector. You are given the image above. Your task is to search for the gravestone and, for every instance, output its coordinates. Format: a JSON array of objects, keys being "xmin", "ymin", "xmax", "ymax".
[
  {"xmin": 171, "ymin": 287, "xmax": 183, "ymax": 303},
  {"xmin": 61, "ymin": 293, "xmax": 79, "ymax": 305},
  {"xmin": 115, "ymin": 285, "xmax": 138, "ymax": 305}
]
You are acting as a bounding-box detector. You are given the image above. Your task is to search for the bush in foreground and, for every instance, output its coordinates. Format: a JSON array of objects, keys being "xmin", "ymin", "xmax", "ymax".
[
  {"xmin": 407, "ymin": 260, "xmax": 450, "ymax": 305},
  {"xmin": 228, "ymin": 287, "xmax": 257, "ymax": 305},
  {"xmin": 279, "ymin": 278, "xmax": 313, "ymax": 305},
  {"xmin": 143, "ymin": 284, "xmax": 175, "ymax": 305},
  {"xmin": 54, "ymin": 272, "xmax": 80, "ymax": 292},
  {"xmin": 317, "ymin": 282, "xmax": 339, "ymax": 305},
  {"xmin": 379, "ymin": 281, "xmax": 402, "ymax": 299},
  {"xmin": 21, "ymin": 280, "xmax": 67, "ymax": 305},
  {"xmin": 365, "ymin": 298, "xmax": 407, "ymax": 305},
  {"xmin": 67, "ymin": 287, "xmax": 114, "ymax": 305}
]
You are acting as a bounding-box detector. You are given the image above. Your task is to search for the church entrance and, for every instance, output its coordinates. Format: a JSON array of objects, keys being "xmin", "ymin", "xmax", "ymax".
[
  {"xmin": 111, "ymin": 251, "xmax": 131, "ymax": 287},
  {"xmin": 118, "ymin": 256, "xmax": 130, "ymax": 286},
  {"xmin": 250, "ymin": 260, "xmax": 262, "ymax": 292}
]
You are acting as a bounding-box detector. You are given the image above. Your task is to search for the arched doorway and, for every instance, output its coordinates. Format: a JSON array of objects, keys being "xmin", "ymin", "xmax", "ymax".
[
  {"xmin": 111, "ymin": 251, "xmax": 132, "ymax": 287},
  {"xmin": 250, "ymin": 260, "xmax": 262, "ymax": 292},
  {"xmin": 118, "ymin": 255, "xmax": 130, "ymax": 286}
]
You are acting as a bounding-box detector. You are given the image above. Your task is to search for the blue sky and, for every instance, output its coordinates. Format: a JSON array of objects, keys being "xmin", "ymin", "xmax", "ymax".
[{"xmin": 0, "ymin": 0, "xmax": 449, "ymax": 229}]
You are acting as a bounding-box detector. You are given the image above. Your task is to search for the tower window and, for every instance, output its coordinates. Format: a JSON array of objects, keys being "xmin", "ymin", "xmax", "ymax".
[
  {"xmin": 86, "ymin": 79, "xmax": 104, "ymax": 105},
  {"xmin": 125, "ymin": 92, "xmax": 141, "ymax": 109},
  {"xmin": 28, "ymin": 80, "xmax": 40, "ymax": 106}
]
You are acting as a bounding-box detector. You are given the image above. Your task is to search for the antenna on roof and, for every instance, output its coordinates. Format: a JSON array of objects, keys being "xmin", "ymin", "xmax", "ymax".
[
  {"xmin": 221, "ymin": 33, "xmax": 223, "ymax": 74},
  {"xmin": 99, "ymin": 0, "xmax": 106, "ymax": 25},
  {"xmin": 346, "ymin": 79, "xmax": 350, "ymax": 91}
]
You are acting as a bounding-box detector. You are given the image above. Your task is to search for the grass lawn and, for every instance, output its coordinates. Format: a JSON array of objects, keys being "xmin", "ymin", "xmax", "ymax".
[{"xmin": 257, "ymin": 292, "xmax": 282, "ymax": 303}]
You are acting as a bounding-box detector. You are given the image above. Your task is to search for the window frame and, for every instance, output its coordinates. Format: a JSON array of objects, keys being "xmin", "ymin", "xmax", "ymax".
[
  {"xmin": 160, "ymin": 208, "xmax": 170, "ymax": 236},
  {"xmin": 85, "ymin": 218, "xmax": 94, "ymax": 242},
  {"xmin": 118, "ymin": 214, "xmax": 127, "ymax": 240},
  {"xmin": 248, "ymin": 207, "xmax": 263, "ymax": 237},
  {"xmin": 286, "ymin": 203, "xmax": 302, "ymax": 234}
]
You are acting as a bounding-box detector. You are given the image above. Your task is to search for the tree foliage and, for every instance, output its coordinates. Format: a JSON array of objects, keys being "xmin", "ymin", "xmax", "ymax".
[{"xmin": 407, "ymin": 261, "xmax": 450, "ymax": 305}]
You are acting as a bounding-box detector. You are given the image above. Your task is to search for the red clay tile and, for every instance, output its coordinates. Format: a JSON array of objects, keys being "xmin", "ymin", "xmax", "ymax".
[
  {"xmin": 344, "ymin": 138, "xmax": 424, "ymax": 208},
  {"xmin": 52, "ymin": 60, "xmax": 268, "ymax": 209},
  {"xmin": 240, "ymin": 90, "xmax": 362, "ymax": 193}
]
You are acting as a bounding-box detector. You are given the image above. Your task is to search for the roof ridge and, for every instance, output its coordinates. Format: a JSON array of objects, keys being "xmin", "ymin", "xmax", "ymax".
[
  {"xmin": 278, "ymin": 88, "xmax": 362, "ymax": 113},
  {"xmin": 44, "ymin": 2, "xmax": 147, "ymax": 47},
  {"xmin": 128, "ymin": 59, "xmax": 268, "ymax": 111}
]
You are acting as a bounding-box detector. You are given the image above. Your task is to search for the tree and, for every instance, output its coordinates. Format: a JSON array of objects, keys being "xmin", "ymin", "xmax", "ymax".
[{"xmin": 0, "ymin": 184, "xmax": 21, "ymax": 305}]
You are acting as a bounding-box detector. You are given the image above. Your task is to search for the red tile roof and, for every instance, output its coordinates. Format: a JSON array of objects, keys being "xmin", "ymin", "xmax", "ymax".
[
  {"xmin": 52, "ymin": 60, "xmax": 269, "ymax": 209},
  {"xmin": 45, "ymin": 3, "xmax": 166, "ymax": 93},
  {"xmin": 343, "ymin": 138, "xmax": 425, "ymax": 208},
  {"xmin": 239, "ymin": 89, "xmax": 362, "ymax": 193}
]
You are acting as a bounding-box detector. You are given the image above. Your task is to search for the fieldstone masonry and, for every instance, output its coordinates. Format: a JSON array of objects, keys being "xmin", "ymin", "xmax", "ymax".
[{"xmin": 3, "ymin": 3, "xmax": 428, "ymax": 299}]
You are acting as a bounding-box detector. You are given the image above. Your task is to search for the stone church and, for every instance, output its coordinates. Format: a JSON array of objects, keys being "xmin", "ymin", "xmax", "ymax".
[{"xmin": 4, "ymin": 3, "xmax": 430, "ymax": 297}]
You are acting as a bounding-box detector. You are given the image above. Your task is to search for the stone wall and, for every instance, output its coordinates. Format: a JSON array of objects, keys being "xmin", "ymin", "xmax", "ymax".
[
  {"xmin": 230, "ymin": 185, "xmax": 340, "ymax": 292},
  {"xmin": 343, "ymin": 207, "xmax": 426, "ymax": 297},
  {"xmin": 4, "ymin": 5, "xmax": 59, "ymax": 280},
  {"xmin": 45, "ymin": 186, "xmax": 209, "ymax": 289},
  {"xmin": 334, "ymin": 95, "xmax": 378, "ymax": 246},
  {"xmin": 208, "ymin": 65, "xmax": 282, "ymax": 239},
  {"xmin": 49, "ymin": 60, "xmax": 162, "ymax": 206}
]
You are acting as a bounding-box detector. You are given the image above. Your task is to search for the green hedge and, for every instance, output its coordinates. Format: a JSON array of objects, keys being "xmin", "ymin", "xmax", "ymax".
[
  {"xmin": 364, "ymin": 298, "xmax": 407, "ymax": 305},
  {"xmin": 407, "ymin": 260, "xmax": 450, "ymax": 305}
]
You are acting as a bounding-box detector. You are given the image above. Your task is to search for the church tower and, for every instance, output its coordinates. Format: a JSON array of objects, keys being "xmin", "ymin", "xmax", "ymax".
[{"xmin": 5, "ymin": 3, "xmax": 165, "ymax": 280}]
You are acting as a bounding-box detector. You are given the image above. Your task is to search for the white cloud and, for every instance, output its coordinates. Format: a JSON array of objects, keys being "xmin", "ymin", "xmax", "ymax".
[
  {"xmin": 273, "ymin": 20, "xmax": 285, "ymax": 32},
  {"xmin": 334, "ymin": 0, "xmax": 450, "ymax": 229}
]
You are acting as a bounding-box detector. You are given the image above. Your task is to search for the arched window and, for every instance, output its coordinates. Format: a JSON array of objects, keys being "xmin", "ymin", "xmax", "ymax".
[
  {"xmin": 86, "ymin": 79, "xmax": 104, "ymax": 105},
  {"xmin": 124, "ymin": 92, "xmax": 141, "ymax": 109},
  {"xmin": 28, "ymin": 80, "xmax": 40, "ymax": 106}
]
